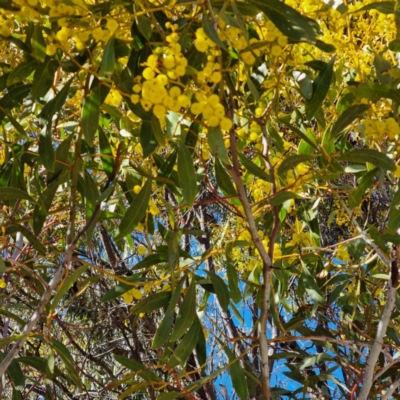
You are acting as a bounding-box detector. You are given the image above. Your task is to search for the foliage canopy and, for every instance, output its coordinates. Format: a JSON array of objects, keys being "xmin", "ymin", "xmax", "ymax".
[{"xmin": 1, "ymin": 0, "xmax": 400, "ymax": 399}]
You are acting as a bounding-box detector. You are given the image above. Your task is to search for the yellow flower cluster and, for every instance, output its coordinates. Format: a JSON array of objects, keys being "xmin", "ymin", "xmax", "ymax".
[
  {"xmin": 0, "ymin": 18, "xmax": 13, "ymax": 37},
  {"xmin": 286, "ymin": 163, "xmax": 313, "ymax": 193},
  {"xmin": 336, "ymin": 244, "xmax": 350, "ymax": 262},
  {"xmin": 121, "ymin": 288, "xmax": 142, "ymax": 303},
  {"xmin": 190, "ymin": 93, "xmax": 232, "ymax": 130},
  {"xmin": 364, "ymin": 118, "xmax": 400, "ymax": 141},
  {"xmin": 105, "ymin": 89, "xmax": 123, "ymax": 107},
  {"xmin": 130, "ymin": 23, "xmax": 189, "ymax": 119}
]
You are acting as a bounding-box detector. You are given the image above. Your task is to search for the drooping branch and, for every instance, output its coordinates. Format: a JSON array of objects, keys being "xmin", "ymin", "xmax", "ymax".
[
  {"xmin": 224, "ymin": 103, "xmax": 273, "ymax": 400},
  {"xmin": 358, "ymin": 243, "xmax": 398, "ymax": 399}
]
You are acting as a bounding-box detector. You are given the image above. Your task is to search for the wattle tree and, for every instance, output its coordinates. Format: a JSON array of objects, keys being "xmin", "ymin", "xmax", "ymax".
[{"xmin": 0, "ymin": 0, "xmax": 399, "ymax": 399}]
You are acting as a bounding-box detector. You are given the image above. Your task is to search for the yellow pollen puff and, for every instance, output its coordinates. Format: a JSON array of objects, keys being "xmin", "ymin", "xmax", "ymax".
[
  {"xmin": 210, "ymin": 71, "xmax": 222, "ymax": 83},
  {"xmin": 394, "ymin": 165, "xmax": 400, "ymax": 178},
  {"xmin": 138, "ymin": 245, "xmax": 147, "ymax": 255},
  {"xmin": 131, "ymin": 94, "xmax": 140, "ymax": 104},
  {"xmin": 195, "ymin": 38, "xmax": 209, "ymax": 53},
  {"xmin": 208, "ymin": 94, "xmax": 220, "ymax": 106},
  {"xmin": 132, "ymin": 84, "xmax": 141, "ymax": 93},
  {"xmin": 250, "ymin": 132, "xmax": 259, "ymax": 141},
  {"xmin": 271, "ymin": 45, "xmax": 282, "ymax": 57},
  {"xmin": 163, "ymin": 55, "xmax": 175, "ymax": 69},
  {"xmin": 106, "ymin": 18, "xmax": 119, "ymax": 33},
  {"xmin": 122, "ymin": 288, "xmax": 142, "ymax": 303},
  {"xmin": 133, "ymin": 185, "xmax": 142, "ymax": 194},
  {"xmin": 191, "ymin": 102, "xmax": 204, "ymax": 115},
  {"xmin": 153, "ymin": 104, "xmax": 167, "ymax": 118},
  {"xmin": 169, "ymin": 86, "xmax": 181, "ymax": 98},
  {"xmin": 177, "ymin": 95, "xmax": 189, "ymax": 108},
  {"xmin": 156, "ymin": 74, "xmax": 168, "ymax": 86},
  {"xmin": 220, "ymin": 117, "xmax": 232, "ymax": 131},
  {"xmin": 56, "ymin": 28, "xmax": 69, "ymax": 42},
  {"xmin": 142, "ymin": 67, "xmax": 156, "ymax": 80},
  {"xmin": 141, "ymin": 99, "xmax": 153, "ymax": 111},
  {"xmin": 208, "ymin": 116, "xmax": 220, "ymax": 127},
  {"xmin": 45, "ymin": 43, "xmax": 57, "ymax": 55},
  {"xmin": 277, "ymin": 35, "xmax": 288, "ymax": 47}
]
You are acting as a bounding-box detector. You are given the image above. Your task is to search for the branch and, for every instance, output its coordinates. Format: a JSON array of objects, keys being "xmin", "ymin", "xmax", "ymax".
[
  {"xmin": 358, "ymin": 243, "xmax": 398, "ymax": 399},
  {"xmin": 225, "ymin": 106, "xmax": 273, "ymax": 400},
  {"xmin": 0, "ymin": 133, "xmax": 83, "ymax": 379},
  {"xmin": 381, "ymin": 376, "xmax": 400, "ymax": 400}
]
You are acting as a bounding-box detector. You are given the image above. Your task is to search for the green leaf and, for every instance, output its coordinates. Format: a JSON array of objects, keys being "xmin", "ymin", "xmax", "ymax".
[
  {"xmin": 247, "ymin": 77, "xmax": 260, "ymax": 100},
  {"xmin": 215, "ymin": 158, "xmax": 237, "ymax": 196},
  {"xmin": 249, "ymin": 0, "xmax": 316, "ymax": 43},
  {"xmin": 31, "ymin": 24, "xmax": 46, "ymax": 62},
  {"xmin": 269, "ymin": 191, "xmax": 300, "ymax": 206},
  {"xmin": 101, "ymin": 274, "xmax": 143, "ymax": 302},
  {"xmin": 84, "ymin": 171, "xmax": 100, "ymax": 244},
  {"xmin": 301, "ymin": 263, "xmax": 325, "ymax": 304},
  {"xmin": 114, "ymin": 354, "xmax": 161, "ymax": 382},
  {"xmin": 6, "ymin": 224, "xmax": 46, "ymax": 256},
  {"xmin": 137, "ymin": 15, "xmax": 152, "ymax": 41},
  {"xmin": 39, "ymin": 124, "xmax": 55, "ymax": 172},
  {"xmin": 7, "ymin": 59, "xmax": 38, "ymax": 86},
  {"xmin": 238, "ymin": 152, "xmax": 270, "ymax": 181},
  {"xmin": 314, "ymin": 40, "xmax": 336, "ymax": 53},
  {"xmin": 223, "ymin": 343, "xmax": 248, "ymax": 400},
  {"xmin": 132, "ymin": 253, "xmax": 168, "ymax": 271},
  {"xmin": 328, "ymin": 283, "xmax": 347, "ymax": 305},
  {"xmin": 51, "ymin": 264, "xmax": 89, "ymax": 310},
  {"xmin": 208, "ymin": 126, "xmax": 230, "ymax": 164},
  {"xmin": 99, "ymin": 36, "xmax": 115, "ymax": 78},
  {"xmin": 331, "ymin": 104, "xmax": 370, "ymax": 137},
  {"xmin": 168, "ymin": 315, "xmax": 201, "ymax": 368},
  {"xmin": 159, "ymin": 149, "xmax": 177, "ymax": 178},
  {"xmin": 151, "ymin": 114, "xmax": 166, "ymax": 145},
  {"xmin": 157, "ymin": 393, "xmax": 181, "ymax": 400},
  {"xmin": 7, "ymin": 360, "xmax": 24, "ymax": 390},
  {"xmin": 141, "ymin": 120, "xmax": 158, "ymax": 158},
  {"xmin": 277, "ymin": 119, "xmax": 318, "ymax": 150},
  {"xmin": 82, "ymin": 89, "xmax": 101, "ymax": 147},
  {"xmin": 349, "ymin": 168, "xmax": 378, "ymax": 209},
  {"xmin": 322, "ymin": 0, "xmax": 348, "ymax": 13},
  {"xmin": 208, "ymin": 271, "xmax": 230, "ymax": 311},
  {"xmin": 130, "ymin": 290, "xmax": 171, "ymax": 314},
  {"xmin": 350, "ymin": 81, "xmax": 400, "ymax": 104},
  {"xmin": 170, "ymin": 278, "xmax": 197, "ymax": 341},
  {"xmin": 356, "ymin": 1, "xmax": 395, "ymax": 14},
  {"xmin": 374, "ymin": 54, "xmax": 392, "ymax": 85},
  {"xmin": 306, "ymin": 56, "xmax": 336, "ymax": 120},
  {"xmin": 0, "ymin": 335, "xmax": 28, "ymax": 349},
  {"xmin": 292, "ymin": 70, "xmax": 313, "ymax": 99},
  {"xmin": 388, "ymin": 185, "xmax": 400, "ymax": 234},
  {"xmin": 40, "ymin": 79, "xmax": 73, "ymax": 122},
  {"xmin": 202, "ymin": 13, "xmax": 227, "ymax": 50},
  {"xmin": 178, "ymin": 141, "xmax": 197, "ymax": 206},
  {"xmin": 116, "ymin": 179, "xmax": 152, "ymax": 240},
  {"xmin": 0, "ymin": 187, "xmax": 34, "ymax": 202},
  {"xmin": 152, "ymin": 277, "xmax": 185, "ymax": 349},
  {"xmin": 32, "ymin": 57, "xmax": 57, "ymax": 99},
  {"xmin": 98, "ymin": 127, "xmax": 115, "ymax": 177},
  {"xmin": 227, "ymin": 258, "xmax": 241, "ymax": 304},
  {"xmin": 16, "ymin": 356, "xmax": 61, "ymax": 377},
  {"xmin": 0, "ymin": 84, "xmax": 32, "ymax": 111},
  {"xmin": 339, "ymin": 149, "xmax": 395, "ymax": 171},
  {"xmin": 51, "ymin": 339, "xmax": 82, "ymax": 390},
  {"xmin": 298, "ymin": 353, "xmax": 334, "ymax": 370},
  {"xmin": 277, "ymin": 154, "xmax": 315, "ymax": 175}
]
